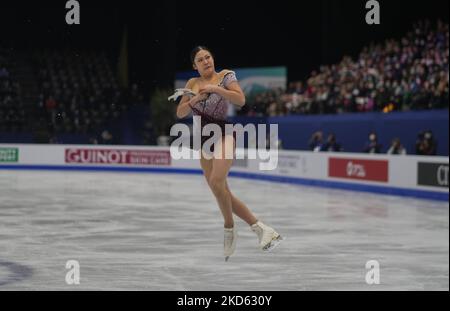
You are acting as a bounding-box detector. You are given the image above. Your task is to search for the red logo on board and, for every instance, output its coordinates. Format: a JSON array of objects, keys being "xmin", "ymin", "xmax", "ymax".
[{"xmin": 329, "ymin": 158, "xmax": 388, "ymax": 183}]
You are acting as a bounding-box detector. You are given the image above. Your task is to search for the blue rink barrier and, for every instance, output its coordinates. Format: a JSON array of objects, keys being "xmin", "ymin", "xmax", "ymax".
[{"xmin": 1, "ymin": 164, "xmax": 448, "ymax": 202}]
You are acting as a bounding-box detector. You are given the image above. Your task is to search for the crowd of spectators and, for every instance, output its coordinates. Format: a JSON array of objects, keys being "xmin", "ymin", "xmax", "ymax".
[
  {"xmin": 239, "ymin": 20, "xmax": 449, "ymax": 117},
  {"xmin": 307, "ymin": 129, "xmax": 438, "ymax": 155}
]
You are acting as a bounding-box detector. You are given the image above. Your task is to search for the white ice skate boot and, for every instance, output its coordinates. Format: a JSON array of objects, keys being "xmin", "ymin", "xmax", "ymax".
[
  {"xmin": 251, "ymin": 221, "xmax": 283, "ymax": 252},
  {"xmin": 224, "ymin": 227, "xmax": 237, "ymax": 261}
]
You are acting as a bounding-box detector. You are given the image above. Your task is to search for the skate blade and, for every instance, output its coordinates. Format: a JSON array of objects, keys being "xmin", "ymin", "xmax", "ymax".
[
  {"xmin": 225, "ymin": 256, "xmax": 230, "ymax": 262},
  {"xmin": 262, "ymin": 235, "xmax": 285, "ymax": 252}
]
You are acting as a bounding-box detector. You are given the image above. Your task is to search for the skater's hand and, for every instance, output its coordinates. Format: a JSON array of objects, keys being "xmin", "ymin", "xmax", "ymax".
[
  {"xmin": 189, "ymin": 93, "xmax": 208, "ymax": 105},
  {"xmin": 199, "ymin": 84, "xmax": 220, "ymax": 95}
]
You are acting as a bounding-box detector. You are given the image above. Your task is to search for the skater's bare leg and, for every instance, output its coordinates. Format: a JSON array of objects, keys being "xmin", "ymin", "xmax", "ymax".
[
  {"xmin": 200, "ymin": 137, "xmax": 283, "ymax": 253},
  {"xmin": 225, "ymin": 181, "xmax": 258, "ymax": 226},
  {"xmin": 201, "ymin": 136, "xmax": 235, "ymax": 229},
  {"xmin": 200, "ymin": 140, "xmax": 257, "ymax": 226}
]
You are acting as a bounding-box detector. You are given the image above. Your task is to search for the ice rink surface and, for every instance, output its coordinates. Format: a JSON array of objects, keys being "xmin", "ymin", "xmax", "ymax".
[{"xmin": 0, "ymin": 170, "xmax": 448, "ymax": 290}]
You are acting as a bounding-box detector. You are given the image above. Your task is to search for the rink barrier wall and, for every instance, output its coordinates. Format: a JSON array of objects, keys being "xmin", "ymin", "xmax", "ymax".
[
  {"xmin": 0, "ymin": 144, "xmax": 448, "ymax": 202},
  {"xmin": 0, "ymin": 164, "xmax": 447, "ymax": 202}
]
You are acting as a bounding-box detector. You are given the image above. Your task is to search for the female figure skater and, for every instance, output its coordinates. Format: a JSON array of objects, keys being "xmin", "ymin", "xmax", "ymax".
[{"xmin": 175, "ymin": 46, "xmax": 283, "ymax": 261}]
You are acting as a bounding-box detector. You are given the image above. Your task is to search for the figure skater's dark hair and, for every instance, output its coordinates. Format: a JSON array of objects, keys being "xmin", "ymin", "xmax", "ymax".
[{"xmin": 190, "ymin": 46, "xmax": 213, "ymax": 64}]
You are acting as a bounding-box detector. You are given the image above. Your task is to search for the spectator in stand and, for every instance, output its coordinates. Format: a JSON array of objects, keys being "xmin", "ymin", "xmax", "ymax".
[
  {"xmin": 308, "ymin": 131, "xmax": 323, "ymax": 152},
  {"xmin": 0, "ymin": 67, "xmax": 9, "ymax": 78},
  {"xmin": 387, "ymin": 138, "xmax": 407, "ymax": 155},
  {"xmin": 320, "ymin": 133, "xmax": 343, "ymax": 152},
  {"xmin": 99, "ymin": 129, "xmax": 114, "ymax": 145},
  {"xmin": 416, "ymin": 130, "xmax": 437, "ymax": 155},
  {"xmin": 363, "ymin": 132, "xmax": 383, "ymax": 154},
  {"xmin": 45, "ymin": 95, "xmax": 57, "ymax": 110}
]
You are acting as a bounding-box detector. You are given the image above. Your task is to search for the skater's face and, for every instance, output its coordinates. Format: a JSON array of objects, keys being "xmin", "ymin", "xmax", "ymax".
[{"xmin": 193, "ymin": 49, "xmax": 215, "ymax": 76}]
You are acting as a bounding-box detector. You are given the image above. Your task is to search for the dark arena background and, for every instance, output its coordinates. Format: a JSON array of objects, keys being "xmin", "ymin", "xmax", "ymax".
[{"xmin": 0, "ymin": 0, "xmax": 448, "ymax": 301}]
